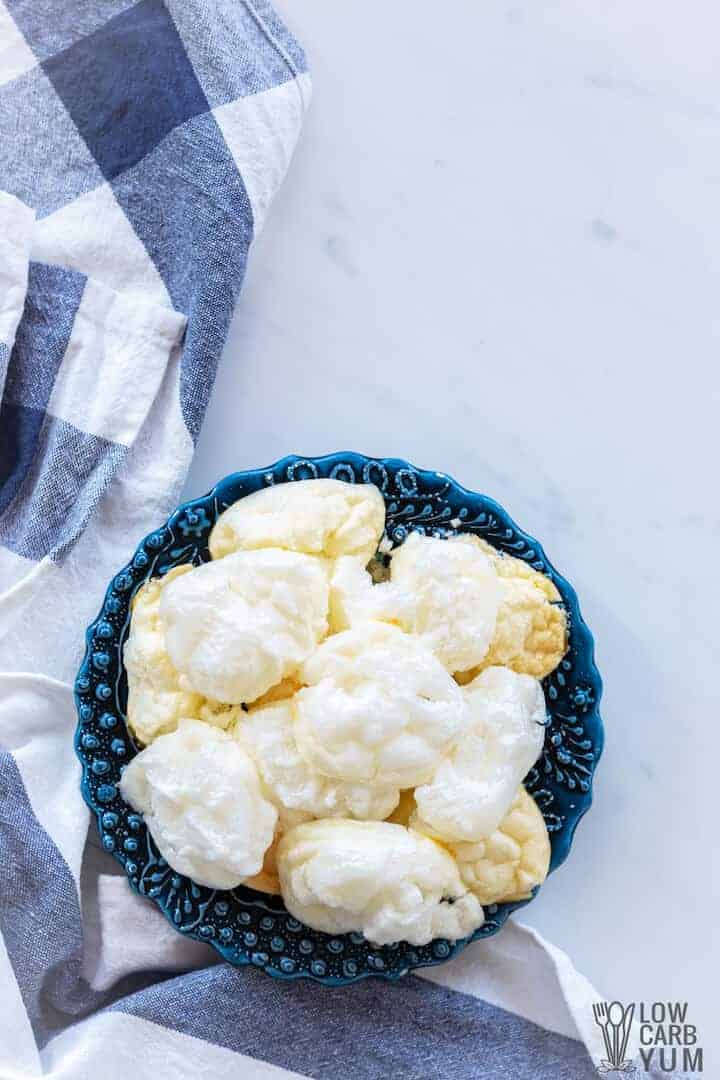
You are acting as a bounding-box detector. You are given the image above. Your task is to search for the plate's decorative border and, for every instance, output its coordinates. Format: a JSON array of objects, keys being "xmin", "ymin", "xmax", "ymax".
[{"xmin": 74, "ymin": 453, "xmax": 603, "ymax": 985}]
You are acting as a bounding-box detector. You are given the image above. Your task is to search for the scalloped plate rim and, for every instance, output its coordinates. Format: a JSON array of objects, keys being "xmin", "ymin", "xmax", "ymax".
[{"xmin": 74, "ymin": 451, "xmax": 603, "ymax": 986}]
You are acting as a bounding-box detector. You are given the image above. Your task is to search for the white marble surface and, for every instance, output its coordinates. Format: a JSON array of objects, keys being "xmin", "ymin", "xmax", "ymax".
[{"xmin": 184, "ymin": 0, "xmax": 718, "ymax": 1051}]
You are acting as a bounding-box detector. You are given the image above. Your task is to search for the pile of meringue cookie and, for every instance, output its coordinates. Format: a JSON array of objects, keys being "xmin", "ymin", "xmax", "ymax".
[{"xmin": 120, "ymin": 478, "xmax": 567, "ymax": 947}]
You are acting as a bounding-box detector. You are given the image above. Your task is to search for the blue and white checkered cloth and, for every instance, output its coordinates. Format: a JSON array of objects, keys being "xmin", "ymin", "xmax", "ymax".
[{"xmin": 0, "ymin": 4, "xmax": 661, "ymax": 1078}]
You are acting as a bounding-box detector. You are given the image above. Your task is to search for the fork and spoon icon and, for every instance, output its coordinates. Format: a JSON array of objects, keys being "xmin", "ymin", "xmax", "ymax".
[{"xmin": 592, "ymin": 1000, "xmax": 636, "ymax": 1072}]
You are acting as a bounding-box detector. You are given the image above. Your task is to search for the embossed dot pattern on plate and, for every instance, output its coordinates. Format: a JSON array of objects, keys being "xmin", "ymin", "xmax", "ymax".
[{"xmin": 74, "ymin": 453, "xmax": 603, "ymax": 985}]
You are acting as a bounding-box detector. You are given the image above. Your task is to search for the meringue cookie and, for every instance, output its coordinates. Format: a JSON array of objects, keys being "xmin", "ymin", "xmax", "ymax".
[
  {"xmin": 160, "ymin": 549, "xmax": 329, "ymax": 705},
  {"xmin": 389, "ymin": 531, "xmax": 500, "ymax": 673},
  {"xmin": 276, "ymin": 819, "xmax": 484, "ymax": 946},
  {"xmin": 123, "ymin": 567, "xmax": 224, "ymax": 746},
  {"xmin": 294, "ymin": 622, "xmax": 469, "ymax": 787},
  {"xmin": 209, "ymin": 478, "xmax": 386, "ymax": 564},
  {"xmin": 452, "ymin": 535, "xmax": 566, "ymax": 678},
  {"xmin": 412, "ymin": 666, "xmax": 546, "ymax": 842},
  {"xmin": 450, "ymin": 786, "xmax": 551, "ymax": 904},
  {"xmin": 119, "ymin": 719, "xmax": 277, "ymax": 889},
  {"xmin": 235, "ymin": 700, "xmax": 400, "ymax": 826}
]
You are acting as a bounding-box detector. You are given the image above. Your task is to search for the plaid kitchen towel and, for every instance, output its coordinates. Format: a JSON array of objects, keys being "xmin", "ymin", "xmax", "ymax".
[{"xmin": 0, "ymin": 4, "xmax": 673, "ymax": 1078}]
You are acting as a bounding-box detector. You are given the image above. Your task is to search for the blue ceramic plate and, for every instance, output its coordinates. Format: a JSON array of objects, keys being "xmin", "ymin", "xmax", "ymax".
[{"xmin": 75, "ymin": 453, "xmax": 603, "ymax": 985}]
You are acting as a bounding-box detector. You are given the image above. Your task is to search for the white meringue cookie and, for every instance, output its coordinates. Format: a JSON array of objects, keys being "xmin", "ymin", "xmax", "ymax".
[
  {"xmin": 389, "ymin": 531, "xmax": 500, "ymax": 673},
  {"xmin": 412, "ymin": 666, "xmax": 546, "ymax": 842},
  {"xmin": 235, "ymin": 699, "xmax": 400, "ymax": 826},
  {"xmin": 159, "ymin": 549, "xmax": 329, "ymax": 705},
  {"xmin": 119, "ymin": 719, "xmax": 277, "ymax": 889},
  {"xmin": 276, "ymin": 819, "xmax": 484, "ymax": 946},
  {"xmin": 209, "ymin": 478, "xmax": 386, "ymax": 564},
  {"xmin": 294, "ymin": 622, "xmax": 469, "ymax": 788},
  {"xmin": 123, "ymin": 567, "xmax": 222, "ymax": 746}
]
